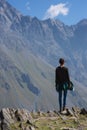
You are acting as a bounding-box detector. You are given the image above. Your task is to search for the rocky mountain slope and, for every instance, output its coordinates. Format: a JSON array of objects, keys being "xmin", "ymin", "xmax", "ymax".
[
  {"xmin": 0, "ymin": 107, "xmax": 87, "ymax": 130},
  {"xmin": 0, "ymin": 0, "xmax": 87, "ymax": 110}
]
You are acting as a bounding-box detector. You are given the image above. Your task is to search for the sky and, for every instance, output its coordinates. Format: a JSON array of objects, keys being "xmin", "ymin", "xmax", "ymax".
[{"xmin": 6, "ymin": 0, "xmax": 87, "ymax": 25}]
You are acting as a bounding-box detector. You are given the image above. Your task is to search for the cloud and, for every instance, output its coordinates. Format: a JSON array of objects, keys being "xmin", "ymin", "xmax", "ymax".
[
  {"xmin": 43, "ymin": 3, "xmax": 69, "ymax": 19},
  {"xmin": 25, "ymin": 2, "xmax": 30, "ymax": 11}
]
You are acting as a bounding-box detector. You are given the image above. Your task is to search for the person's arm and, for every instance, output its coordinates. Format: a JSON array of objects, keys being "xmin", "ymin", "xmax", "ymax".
[{"xmin": 55, "ymin": 68, "xmax": 57, "ymax": 87}]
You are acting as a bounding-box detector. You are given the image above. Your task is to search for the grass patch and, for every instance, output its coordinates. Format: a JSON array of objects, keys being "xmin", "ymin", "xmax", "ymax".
[{"xmin": 10, "ymin": 113, "xmax": 87, "ymax": 130}]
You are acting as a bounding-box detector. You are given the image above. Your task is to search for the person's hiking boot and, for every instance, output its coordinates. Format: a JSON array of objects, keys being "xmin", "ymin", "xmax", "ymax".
[
  {"xmin": 63, "ymin": 107, "xmax": 66, "ymax": 111},
  {"xmin": 59, "ymin": 108, "xmax": 62, "ymax": 113},
  {"xmin": 61, "ymin": 110, "xmax": 67, "ymax": 114},
  {"xmin": 61, "ymin": 107, "xmax": 67, "ymax": 114}
]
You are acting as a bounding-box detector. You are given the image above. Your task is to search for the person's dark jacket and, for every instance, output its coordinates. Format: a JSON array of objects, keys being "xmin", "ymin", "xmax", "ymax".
[{"xmin": 55, "ymin": 66, "xmax": 70, "ymax": 88}]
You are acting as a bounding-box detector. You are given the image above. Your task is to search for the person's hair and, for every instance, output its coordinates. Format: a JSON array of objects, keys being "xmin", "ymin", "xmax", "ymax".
[{"xmin": 59, "ymin": 58, "xmax": 65, "ymax": 65}]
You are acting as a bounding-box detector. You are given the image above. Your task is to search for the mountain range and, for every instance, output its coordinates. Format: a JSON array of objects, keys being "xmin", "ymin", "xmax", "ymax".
[{"xmin": 0, "ymin": 0, "xmax": 87, "ymax": 110}]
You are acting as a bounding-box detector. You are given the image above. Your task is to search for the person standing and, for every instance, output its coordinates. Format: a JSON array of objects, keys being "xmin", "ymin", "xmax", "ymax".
[{"xmin": 55, "ymin": 58, "xmax": 70, "ymax": 113}]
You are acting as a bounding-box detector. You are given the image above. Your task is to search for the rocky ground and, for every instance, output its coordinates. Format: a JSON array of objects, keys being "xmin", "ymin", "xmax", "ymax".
[{"xmin": 0, "ymin": 107, "xmax": 87, "ymax": 130}]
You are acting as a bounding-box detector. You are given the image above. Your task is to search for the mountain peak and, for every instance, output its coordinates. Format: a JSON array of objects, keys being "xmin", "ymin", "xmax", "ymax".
[
  {"xmin": 0, "ymin": 0, "xmax": 7, "ymax": 9},
  {"xmin": 0, "ymin": 0, "xmax": 6, "ymax": 3},
  {"xmin": 0, "ymin": 0, "xmax": 87, "ymax": 112},
  {"xmin": 0, "ymin": 0, "xmax": 22, "ymax": 26},
  {"xmin": 44, "ymin": 18, "xmax": 63, "ymax": 25},
  {"xmin": 77, "ymin": 19, "xmax": 87, "ymax": 25}
]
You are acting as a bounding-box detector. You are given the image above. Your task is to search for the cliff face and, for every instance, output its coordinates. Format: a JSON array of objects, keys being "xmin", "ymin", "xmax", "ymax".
[
  {"xmin": 0, "ymin": 107, "xmax": 87, "ymax": 130},
  {"xmin": 0, "ymin": 0, "xmax": 87, "ymax": 110}
]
